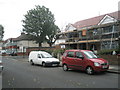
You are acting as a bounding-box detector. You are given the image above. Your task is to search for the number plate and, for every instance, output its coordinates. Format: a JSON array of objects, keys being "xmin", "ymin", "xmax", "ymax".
[
  {"xmin": 102, "ymin": 66, "xmax": 108, "ymax": 69},
  {"xmin": 52, "ymin": 64, "xmax": 57, "ymax": 66}
]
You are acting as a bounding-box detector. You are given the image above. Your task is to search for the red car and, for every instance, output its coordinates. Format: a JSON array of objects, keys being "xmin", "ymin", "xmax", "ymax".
[{"xmin": 62, "ymin": 50, "xmax": 109, "ymax": 75}]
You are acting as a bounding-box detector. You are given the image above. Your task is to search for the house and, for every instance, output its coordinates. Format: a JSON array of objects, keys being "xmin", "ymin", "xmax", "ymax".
[
  {"xmin": 3, "ymin": 38, "xmax": 17, "ymax": 55},
  {"xmin": 15, "ymin": 32, "xmax": 39, "ymax": 55},
  {"xmin": 56, "ymin": 11, "xmax": 120, "ymax": 51},
  {"xmin": 3, "ymin": 32, "xmax": 51, "ymax": 56},
  {"xmin": 3, "ymin": 33, "xmax": 39, "ymax": 55},
  {"xmin": 0, "ymin": 41, "xmax": 5, "ymax": 54}
]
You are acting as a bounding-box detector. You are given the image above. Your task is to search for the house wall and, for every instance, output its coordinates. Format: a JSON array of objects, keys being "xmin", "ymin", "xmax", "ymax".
[
  {"xmin": 41, "ymin": 42, "xmax": 49, "ymax": 47},
  {"xmin": 17, "ymin": 40, "xmax": 39, "ymax": 53},
  {"xmin": 55, "ymin": 39, "xmax": 65, "ymax": 45},
  {"xmin": 57, "ymin": 22, "xmax": 119, "ymax": 51}
]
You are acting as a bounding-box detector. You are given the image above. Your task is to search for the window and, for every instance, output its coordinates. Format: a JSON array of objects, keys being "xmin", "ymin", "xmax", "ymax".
[
  {"xmin": 67, "ymin": 52, "xmax": 74, "ymax": 57},
  {"xmin": 38, "ymin": 54, "xmax": 41, "ymax": 58},
  {"xmin": 79, "ymin": 31, "xmax": 82, "ymax": 38},
  {"xmin": 41, "ymin": 53, "xmax": 52, "ymax": 58},
  {"xmin": 63, "ymin": 52, "xmax": 67, "ymax": 57},
  {"xmin": 102, "ymin": 26, "xmax": 112, "ymax": 33},
  {"xmin": 84, "ymin": 51, "xmax": 98, "ymax": 59},
  {"xmin": 76, "ymin": 52, "xmax": 83, "ymax": 58}
]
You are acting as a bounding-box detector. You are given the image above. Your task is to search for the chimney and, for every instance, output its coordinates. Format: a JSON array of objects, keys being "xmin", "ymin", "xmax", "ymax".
[{"xmin": 21, "ymin": 32, "xmax": 25, "ymax": 35}]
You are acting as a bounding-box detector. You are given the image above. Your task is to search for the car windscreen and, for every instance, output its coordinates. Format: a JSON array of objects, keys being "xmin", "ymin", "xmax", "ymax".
[
  {"xmin": 41, "ymin": 53, "xmax": 53, "ymax": 58},
  {"xmin": 83, "ymin": 51, "xmax": 99, "ymax": 59}
]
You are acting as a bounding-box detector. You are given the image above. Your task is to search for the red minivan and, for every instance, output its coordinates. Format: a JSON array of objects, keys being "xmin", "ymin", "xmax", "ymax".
[{"xmin": 62, "ymin": 50, "xmax": 109, "ymax": 75}]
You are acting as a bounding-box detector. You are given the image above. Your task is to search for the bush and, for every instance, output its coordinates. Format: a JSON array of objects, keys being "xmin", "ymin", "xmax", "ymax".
[
  {"xmin": 98, "ymin": 49, "xmax": 119, "ymax": 55},
  {"xmin": 52, "ymin": 49, "xmax": 65, "ymax": 58},
  {"xmin": 42, "ymin": 49, "xmax": 65, "ymax": 58}
]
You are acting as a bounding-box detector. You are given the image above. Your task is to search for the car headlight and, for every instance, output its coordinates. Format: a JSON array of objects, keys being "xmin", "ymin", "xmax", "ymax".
[{"xmin": 94, "ymin": 62, "xmax": 101, "ymax": 66}]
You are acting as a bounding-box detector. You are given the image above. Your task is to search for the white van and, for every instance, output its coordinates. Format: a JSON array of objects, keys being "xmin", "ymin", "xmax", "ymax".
[{"xmin": 29, "ymin": 51, "xmax": 60, "ymax": 67}]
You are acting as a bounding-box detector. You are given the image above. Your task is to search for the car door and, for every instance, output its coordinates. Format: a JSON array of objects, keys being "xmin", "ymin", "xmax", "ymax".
[
  {"xmin": 74, "ymin": 51, "xmax": 85, "ymax": 70},
  {"xmin": 65, "ymin": 51, "xmax": 76, "ymax": 68},
  {"xmin": 36, "ymin": 54, "xmax": 42, "ymax": 65}
]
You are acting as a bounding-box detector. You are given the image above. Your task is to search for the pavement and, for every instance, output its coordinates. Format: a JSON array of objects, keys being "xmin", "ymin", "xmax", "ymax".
[
  {"xmin": 107, "ymin": 65, "xmax": 120, "ymax": 74},
  {"xmin": 3, "ymin": 56, "xmax": 120, "ymax": 74}
]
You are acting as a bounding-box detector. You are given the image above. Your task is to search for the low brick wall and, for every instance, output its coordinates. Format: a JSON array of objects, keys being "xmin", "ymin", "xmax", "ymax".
[{"xmin": 99, "ymin": 55, "xmax": 119, "ymax": 65}]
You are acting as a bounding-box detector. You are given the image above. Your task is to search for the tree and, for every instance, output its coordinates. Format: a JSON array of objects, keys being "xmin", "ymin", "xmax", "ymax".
[
  {"xmin": 46, "ymin": 24, "xmax": 60, "ymax": 47},
  {"xmin": 0, "ymin": 25, "xmax": 4, "ymax": 41},
  {"xmin": 22, "ymin": 5, "xmax": 59, "ymax": 47}
]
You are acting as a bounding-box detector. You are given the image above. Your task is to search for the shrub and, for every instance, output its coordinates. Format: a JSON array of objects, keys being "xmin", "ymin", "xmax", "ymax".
[{"xmin": 98, "ymin": 49, "xmax": 119, "ymax": 55}]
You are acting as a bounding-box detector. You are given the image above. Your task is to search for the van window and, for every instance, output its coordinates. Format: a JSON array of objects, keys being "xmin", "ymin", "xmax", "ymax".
[
  {"xmin": 67, "ymin": 52, "xmax": 74, "ymax": 57},
  {"xmin": 76, "ymin": 52, "xmax": 83, "ymax": 58},
  {"xmin": 38, "ymin": 54, "xmax": 41, "ymax": 58},
  {"xmin": 41, "ymin": 53, "xmax": 52, "ymax": 58}
]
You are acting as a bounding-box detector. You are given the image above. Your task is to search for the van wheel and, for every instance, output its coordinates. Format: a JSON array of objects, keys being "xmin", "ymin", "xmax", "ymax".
[
  {"xmin": 63, "ymin": 64, "xmax": 69, "ymax": 71},
  {"xmin": 30, "ymin": 60, "xmax": 34, "ymax": 65},
  {"xmin": 42, "ymin": 62, "xmax": 46, "ymax": 67},
  {"xmin": 86, "ymin": 66, "xmax": 94, "ymax": 75}
]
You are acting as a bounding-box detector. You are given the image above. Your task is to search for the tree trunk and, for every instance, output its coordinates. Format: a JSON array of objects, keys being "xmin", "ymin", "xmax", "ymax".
[
  {"xmin": 39, "ymin": 43, "xmax": 42, "ymax": 50},
  {"xmin": 49, "ymin": 43, "xmax": 52, "ymax": 47}
]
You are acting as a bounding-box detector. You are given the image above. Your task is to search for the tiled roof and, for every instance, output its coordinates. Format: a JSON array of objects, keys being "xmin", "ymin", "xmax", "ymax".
[
  {"xmin": 73, "ymin": 11, "xmax": 119, "ymax": 29},
  {"xmin": 15, "ymin": 33, "xmax": 32, "ymax": 41}
]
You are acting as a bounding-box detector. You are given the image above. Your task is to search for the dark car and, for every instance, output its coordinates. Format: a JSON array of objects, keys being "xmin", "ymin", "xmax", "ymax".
[
  {"xmin": 0, "ymin": 60, "xmax": 3, "ymax": 72},
  {"xmin": 9, "ymin": 52, "xmax": 17, "ymax": 56}
]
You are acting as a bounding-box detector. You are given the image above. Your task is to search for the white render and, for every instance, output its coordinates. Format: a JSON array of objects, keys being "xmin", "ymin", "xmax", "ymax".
[
  {"xmin": 98, "ymin": 15, "xmax": 117, "ymax": 25},
  {"xmin": 65, "ymin": 23, "xmax": 76, "ymax": 31},
  {"xmin": 17, "ymin": 40, "xmax": 39, "ymax": 52},
  {"xmin": 55, "ymin": 39, "xmax": 65, "ymax": 45}
]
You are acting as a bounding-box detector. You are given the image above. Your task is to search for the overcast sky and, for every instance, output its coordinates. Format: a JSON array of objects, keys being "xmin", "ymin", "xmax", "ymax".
[{"xmin": 0, "ymin": 0, "xmax": 119, "ymax": 40}]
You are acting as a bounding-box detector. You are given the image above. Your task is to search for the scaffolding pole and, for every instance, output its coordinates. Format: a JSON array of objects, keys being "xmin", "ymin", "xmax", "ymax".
[{"xmin": 110, "ymin": 25, "xmax": 115, "ymax": 49}]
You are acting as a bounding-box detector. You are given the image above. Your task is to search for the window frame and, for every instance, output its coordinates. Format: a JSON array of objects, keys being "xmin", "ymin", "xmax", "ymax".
[
  {"xmin": 67, "ymin": 51, "xmax": 75, "ymax": 58},
  {"xmin": 75, "ymin": 51, "xmax": 83, "ymax": 58}
]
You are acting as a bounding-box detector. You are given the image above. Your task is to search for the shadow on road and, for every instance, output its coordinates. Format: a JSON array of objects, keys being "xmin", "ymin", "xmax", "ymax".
[{"xmin": 64, "ymin": 69, "xmax": 107, "ymax": 76}]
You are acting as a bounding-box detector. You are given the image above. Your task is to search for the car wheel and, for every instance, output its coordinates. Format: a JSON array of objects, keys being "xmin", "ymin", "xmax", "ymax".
[
  {"xmin": 86, "ymin": 66, "xmax": 94, "ymax": 75},
  {"xmin": 63, "ymin": 64, "xmax": 69, "ymax": 71},
  {"xmin": 42, "ymin": 62, "xmax": 46, "ymax": 67},
  {"xmin": 57, "ymin": 64, "xmax": 60, "ymax": 67},
  {"xmin": 30, "ymin": 60, "xmax": 34, "ymax": 65},
  {"xmin": 2, "ymin": 67, "xmax": 3, "ymax": 70}
]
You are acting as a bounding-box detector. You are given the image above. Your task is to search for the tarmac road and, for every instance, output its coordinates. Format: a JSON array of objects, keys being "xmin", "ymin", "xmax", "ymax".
[
  {"xmin": 2, "ymin": 56, "xmax": 119, "ymax": 88},
  {"xmin": 0, "ymin": 73, "xmax": 2, "ymax": 90}
]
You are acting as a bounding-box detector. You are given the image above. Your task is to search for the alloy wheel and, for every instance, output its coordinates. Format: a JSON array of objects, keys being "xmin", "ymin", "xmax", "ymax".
[
  {"xmin": 63, "ymin": 64, "xmax": 68, "ymax": 71},
  {"xmin": 86, "ymin": 67, "xmax": 94, "ymax": 75}
]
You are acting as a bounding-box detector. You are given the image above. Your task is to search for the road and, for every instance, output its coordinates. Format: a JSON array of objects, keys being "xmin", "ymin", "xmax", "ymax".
[
  {"xmin": 0, "ymin": 73, "xmax": 2, "ymax": 90},
  {"xmin": 2, "ymin": 56, "xmax": 119, "ymax": 88}
]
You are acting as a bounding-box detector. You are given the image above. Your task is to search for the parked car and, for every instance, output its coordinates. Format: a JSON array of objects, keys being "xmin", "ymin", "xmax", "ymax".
[
  {"xmin": 0, "ymin": 50, "xmax": 6, "ymax": 55},
  {"xmin": 0, "ymin": 60, "xmax": 3, "ymax": 72},
  {"xmin": 9, "ymin": 52, "xmax": 17, "ymax": 56},
  {"xmin": 29, "ymin": 51, "xmax": 60, "ymax": 67},
  {"xmin": 62, "ymin": 50, "xmax": 109, "ymax": 75}
]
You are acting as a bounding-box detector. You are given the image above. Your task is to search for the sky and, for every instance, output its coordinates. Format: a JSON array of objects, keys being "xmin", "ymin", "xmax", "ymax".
[{"xmin": 0, "ymin": 0, "xmax": 119, "ymax": 40}]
